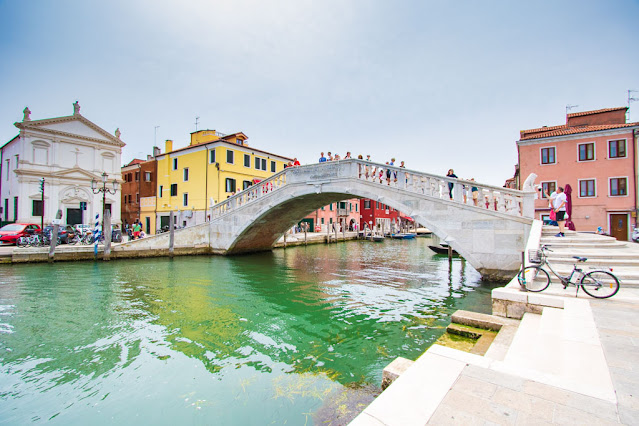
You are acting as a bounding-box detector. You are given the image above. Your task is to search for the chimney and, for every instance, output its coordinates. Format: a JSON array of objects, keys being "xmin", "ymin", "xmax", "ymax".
[
  {"xmin": 147, "ymin": 155, "xmax": 152, "ymax": 161},
  {"xmin": 165, "ymin": 140, "xmax": 173, "ymax": 153},
  {"xmin": 153, "ymin": 146, "xmax": 161, "ymax": 157}
]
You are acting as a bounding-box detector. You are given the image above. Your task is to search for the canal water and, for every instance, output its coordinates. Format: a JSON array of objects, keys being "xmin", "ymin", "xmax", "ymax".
[{"xmin": 0, "ymin": 238, "xmax": 500, "ymax": 425}]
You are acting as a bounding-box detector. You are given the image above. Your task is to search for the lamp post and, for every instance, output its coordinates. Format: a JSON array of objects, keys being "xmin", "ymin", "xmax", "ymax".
[{"xmin": 91, "ymin": 172, "xmax": 119, "ymax": 231}]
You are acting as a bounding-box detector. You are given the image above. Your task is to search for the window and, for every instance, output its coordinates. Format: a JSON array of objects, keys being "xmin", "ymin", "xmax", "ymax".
[
  {"xmin": 135, "ymin": 171, "xmax": 140, "ymax": 181},
  {"xmin": 541, "ymin": 182, "xmax": 556, "ymax": 198},
  {"xmin": 578, "ymin": 143, "xmax": 595, "ymax": 161},
  {"xmin": 136, "ymin": 193, "xmax": 140, "ymax": 203},
  {"xmin": 145, "ymin": 172, "xmax": 151, "ymax": 182},
  {"xmin": 329, "ymin": 204, "xmax": 333, "ymax": 211},
  {"xmin": 321, "ymin": 218, "xmax": 324, "ymax": 224},
  {"xmin": 32, "ymin": 200, "xmax": 43, "ymax": 216},
  {"xmin": 236, "ymin": 138, "xmax": 243, "ymax": 145},
  {"xmin": 225, "ymin": 178, "xmax": 236, "ymax": 193},
  {"xmin": 610, "ymin": 178, "xmax": 627, "ymax": 196},
  {"xmin": 183, "ymin": 193, "xmax": 188, "ymax": 206},
  {"xmin": 271, "ymin": 161, "xmax": 276, "ymax": 173},
  {"xmin": 244, "ymin": 154, "xmax": 251, "ymax": 168},
  {"xmin": 170, "ymin": 184, "xmax": 177, "ymax": 196},
  {"xmin": 579, "ymin": 179, "xmax": 595, "ymax": 197},
  {"xmin": 210, "ymin": 149, "xmax": 216, "ymax": 164},
  {"xmin": 609, "ymin": 139, "xmax": 626, "ymax": 158},
  {"xmin": 183, "ymin": 168, "xmax": 189, "ymax": 181},
  {"xmin": 339, "ymin": 202, "xmax": 346, "ymax": 209},
  {"xmin": 172, "ymin": 158, "xmax": 178, "ymax": 170},
  {"xmin": 540, "ymin": 147, "xmax": 555, "ymax": 165},
  {"xmin": 226, "ymin": 150, "xmax": 234, "ymax": 164},
  {"xmin": 159, "ymin": 185, "xmax": 163, "ymax": 197},
  {"xmin": 364, "ymin": 200, "xmax": 371, "ymax": 209},
  {"xmin": 243, "ymin": 180, "xmax": 252, "ymax": 190},
  {"xmin": 355, "ymin": 204, "xmax": 358, "ymax": 212},
  {"xmin": 254, "ymin": 157, "xmax": 267, "ymax": 171}
]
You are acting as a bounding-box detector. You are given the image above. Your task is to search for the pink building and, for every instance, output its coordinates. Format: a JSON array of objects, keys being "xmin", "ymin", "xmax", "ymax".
[
  {"xmin": 300, "ymin": 199, "xmax": 360, "ymax": 232},
  {"xmin": 517, "ymin": 107, "xmax": 639, "ymax": 240}
]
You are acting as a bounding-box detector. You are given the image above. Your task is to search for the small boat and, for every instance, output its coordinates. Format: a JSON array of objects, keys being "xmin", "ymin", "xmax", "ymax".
[
  {"xmin": 415, "ymin": 227, "xmax": 432, "ymax": 237},
  {"xmin": 390, "ymin": 233, "xmax": 417, "ymax": 239},
  {"xmin": 428, "ymin": 244, "xmax": 459, "ymax": 255},
  {"xmin": 372, "ymin": 235, "xmax": 385, "ymax": 242}
]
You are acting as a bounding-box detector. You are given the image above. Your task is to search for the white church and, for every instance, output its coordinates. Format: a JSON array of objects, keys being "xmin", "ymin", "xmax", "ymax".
[{"xmin": 0, "ymin": 102, "xmax": 124, "ymax": 227}]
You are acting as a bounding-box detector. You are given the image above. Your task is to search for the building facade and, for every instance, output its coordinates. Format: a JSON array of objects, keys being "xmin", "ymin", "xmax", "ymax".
[
  {"xmin": 0, "ymin": 103, "xmax": 124, "ymax": 227},
  {"xmin": 301, "ymin": 199, "xmax": 361, "ymax": 232},
  {"xmin": 517, "ymin": 107, "xmax": 639, "ymax": 240},
  {"xmin": 154, "ymin": 129, "xmax": 292, "ymax": 229},
  {"xmin": 359, "ymin": 198, "xmax": 401, "ymax": 232},
  {"xmin": 121, "ymin": 155, "xmax": 157, "ymax": 232}
]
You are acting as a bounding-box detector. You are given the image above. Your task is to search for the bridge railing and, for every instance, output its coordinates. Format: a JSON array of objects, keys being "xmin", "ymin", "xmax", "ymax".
[
  {"xmin": 343, "ymin": 159, "xmax": 533, "ymax": 218},
  {"xmin": 208, "ymin": 159, "xmax": 534, "ymax": 221},
  {"xmin": 209, "ymin": 169, "xmax": 289, "ymax": 220}
]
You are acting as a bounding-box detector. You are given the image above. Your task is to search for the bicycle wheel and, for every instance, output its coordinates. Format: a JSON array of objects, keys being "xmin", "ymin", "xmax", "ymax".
[
  {"xmin": 517, "ymin": 266, "xmax": 550, "ymax": 292},
  {"xmin": 581, "ymin": 271, "xmax": 620, "ymax": 299},
  {"xmin": 17, "ymin": 237, "xmax": 28, "ymax": 248}
]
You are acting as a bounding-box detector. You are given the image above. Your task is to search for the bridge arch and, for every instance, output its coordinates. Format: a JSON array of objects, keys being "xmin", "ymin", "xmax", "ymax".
[{"xmin": 126, "ymin": 160, "xmax": 535, "ymax": 281}]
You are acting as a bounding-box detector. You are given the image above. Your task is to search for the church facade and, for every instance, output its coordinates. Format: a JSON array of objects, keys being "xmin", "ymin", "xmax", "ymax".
[{"xmin": 0, "ymin": 102, "xmax": 124, "ymax": 227}]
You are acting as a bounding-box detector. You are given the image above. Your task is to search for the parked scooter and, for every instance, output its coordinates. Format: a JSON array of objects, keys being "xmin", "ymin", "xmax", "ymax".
[{"xmin": 632, "ymin": 227, "xmax": 639, "ymax": 243}]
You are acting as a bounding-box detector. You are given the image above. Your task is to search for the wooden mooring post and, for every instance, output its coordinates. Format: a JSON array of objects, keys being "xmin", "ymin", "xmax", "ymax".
[
  {"xmin": 103, "ymin": 210, "xmax": 112, "ymax": 261},
  {"xmin": 48, "ymin": 209, "xmax": 63, "ymax": 262},
  {"xmin": 169, "ymin": 210, "xmax": 175, "ymax": 258}
]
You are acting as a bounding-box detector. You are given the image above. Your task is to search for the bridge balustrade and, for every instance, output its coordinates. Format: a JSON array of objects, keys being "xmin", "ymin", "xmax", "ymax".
[{"xmin": 208, "ymin": 159, "xmax": 534, "ymax": 221}]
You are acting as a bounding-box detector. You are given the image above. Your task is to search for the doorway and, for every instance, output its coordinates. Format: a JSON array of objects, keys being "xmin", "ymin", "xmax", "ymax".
[
  {"xmin": 610, "ymin": 213, "xmax": 628, "ymax": 241},
  {"xmin": 67, "ymin": 208, "xmax": 83, "ymax": 225}
]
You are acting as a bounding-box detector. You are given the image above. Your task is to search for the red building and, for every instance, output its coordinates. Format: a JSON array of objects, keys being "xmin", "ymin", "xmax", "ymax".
[
  {"xmin": 359, "ymin": 199, "xmax": 401, "ymax": 232},
  {"xmin": 121, "ymin": 156, "xmax": 157, "ymax": 232}
]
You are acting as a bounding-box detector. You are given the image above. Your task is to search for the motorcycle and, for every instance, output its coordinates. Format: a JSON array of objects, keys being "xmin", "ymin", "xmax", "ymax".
[{"xmin": 632, "ymin": 227, "xmax": 639, "ymax": 243}]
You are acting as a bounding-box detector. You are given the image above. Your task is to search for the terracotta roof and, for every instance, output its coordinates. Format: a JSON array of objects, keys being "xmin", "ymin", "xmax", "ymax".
[
  {"xmin": 157, "ymin": 139, "xmax": 294, "ymax": 161},
  {"xmin": 566, "ymin": 106, "xmax": 627, "ymax": 118},
  {"xmin": 520, "ymin": 124, "xmax": 564, "ymax": 134},
  {"xmin": 520, "ymin": 122, "xmax": 639, "ymax": 140},
  {"xmin": 126, "ymin": 158, "xmax": 145, "ymax": 166}
]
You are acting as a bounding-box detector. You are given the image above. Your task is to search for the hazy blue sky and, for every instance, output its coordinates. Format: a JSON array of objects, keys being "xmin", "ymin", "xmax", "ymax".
[{"xmin": 1, "ymin": 0, "xmax": 637, "ymax": 185}]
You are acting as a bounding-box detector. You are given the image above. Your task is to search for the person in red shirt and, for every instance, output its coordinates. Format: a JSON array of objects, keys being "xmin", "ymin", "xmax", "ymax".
[{"xmin": 293, "ymin": 158, "xmax": 301, "ymax": 166}]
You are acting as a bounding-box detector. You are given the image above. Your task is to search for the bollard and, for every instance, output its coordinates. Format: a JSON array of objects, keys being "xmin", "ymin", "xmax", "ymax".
[{"xmin": 448, "ymin": 244, "xmax": 453, "ymax": 262}]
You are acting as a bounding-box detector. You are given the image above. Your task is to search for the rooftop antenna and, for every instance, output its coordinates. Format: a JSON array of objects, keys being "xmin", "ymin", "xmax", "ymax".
[
  {"xmin": 195, "ymin": 116, "xmax": 200, "ymax": 132},
  {"xmin": 628, "ymin": 90, "xmax": 639, "ymax": 121},
  {"xmin": 566, "ymin": 104, "xmax": 579, "ymax": 115}
]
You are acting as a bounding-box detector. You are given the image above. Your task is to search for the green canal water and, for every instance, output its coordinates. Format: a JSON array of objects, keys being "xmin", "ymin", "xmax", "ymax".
[{"xmin": 0, "ymin": 238, "xmax": 500, "ymax": 425}]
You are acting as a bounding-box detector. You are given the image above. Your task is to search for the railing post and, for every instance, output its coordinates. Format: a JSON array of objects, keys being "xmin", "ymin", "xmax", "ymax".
[{"xmin": 522, "ymin": 191, "xmax": 535, "ymax": 218}]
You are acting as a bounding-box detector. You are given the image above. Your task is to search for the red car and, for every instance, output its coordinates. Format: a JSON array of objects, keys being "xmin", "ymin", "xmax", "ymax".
[{"xmin": 0, "ymin": 223, "xmax": 41, "ymax": 245}]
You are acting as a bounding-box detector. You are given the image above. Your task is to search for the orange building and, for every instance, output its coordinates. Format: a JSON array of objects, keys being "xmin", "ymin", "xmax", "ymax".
[{"xmin": 517, "ymin": 107, "xmax": 639, "ymax": 240}]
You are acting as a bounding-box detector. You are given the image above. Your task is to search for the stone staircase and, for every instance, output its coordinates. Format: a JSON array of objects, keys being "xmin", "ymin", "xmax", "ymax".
[{"xmin": 538, "ymin": 227, "xmax": 639, "ymax": 288}]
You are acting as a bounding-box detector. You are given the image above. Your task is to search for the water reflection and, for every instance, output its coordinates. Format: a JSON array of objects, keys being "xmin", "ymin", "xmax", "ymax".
[{"xmin": 0, "ymin": 238, "xmax": 499, "ymax": 424}]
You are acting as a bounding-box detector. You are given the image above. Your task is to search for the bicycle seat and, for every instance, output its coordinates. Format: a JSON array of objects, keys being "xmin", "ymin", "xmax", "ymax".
[{"xmin": 572, "ymin": 256, "xmax": 588, "ymax": 262}]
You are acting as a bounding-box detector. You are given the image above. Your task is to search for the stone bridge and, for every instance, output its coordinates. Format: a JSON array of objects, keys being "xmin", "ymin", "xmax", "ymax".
[{"xmin": 126, "ymin": 159, "xmax": 536, "ymax": 280}]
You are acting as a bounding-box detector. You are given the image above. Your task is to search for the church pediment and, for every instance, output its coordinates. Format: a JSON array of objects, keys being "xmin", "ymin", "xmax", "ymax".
[
  {"xmin": 15, "ymin": 114, "xmax": 125, "ymax": 147},
  {"xmin": 52, "ymin": 167, "xmax": 103, "ymax": 180}
]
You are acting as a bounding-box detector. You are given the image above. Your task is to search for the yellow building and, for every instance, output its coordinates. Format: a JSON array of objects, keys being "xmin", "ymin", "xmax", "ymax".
[{"xmin": 154, "ymin": 129, "xmax": 293, "ymax": 230}]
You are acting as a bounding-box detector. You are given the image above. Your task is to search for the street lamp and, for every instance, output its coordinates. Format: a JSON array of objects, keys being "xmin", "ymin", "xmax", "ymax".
[{"xmin": 91, "ymin": 172, "xmax": 119, "ymax": 231}]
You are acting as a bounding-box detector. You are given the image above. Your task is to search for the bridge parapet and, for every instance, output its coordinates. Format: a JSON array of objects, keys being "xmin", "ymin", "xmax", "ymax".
[{"xmin": 209, "ymin": 159, "xmax": 535, "ymax": 221}]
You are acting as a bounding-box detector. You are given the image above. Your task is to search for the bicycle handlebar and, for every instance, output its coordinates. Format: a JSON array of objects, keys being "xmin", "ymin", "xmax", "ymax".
[{"xmin": 540, "ymin": 244, "xmax": 553, "ymax": 252}]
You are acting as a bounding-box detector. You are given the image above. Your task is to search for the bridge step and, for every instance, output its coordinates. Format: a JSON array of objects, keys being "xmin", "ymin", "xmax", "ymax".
[
  {"xmin": 539, "ymin": 240, "xmax": 627, "ymax": 249},
  {"xmin": 545, "ymin": 256, "xmax": 639, "ymax": 267}
]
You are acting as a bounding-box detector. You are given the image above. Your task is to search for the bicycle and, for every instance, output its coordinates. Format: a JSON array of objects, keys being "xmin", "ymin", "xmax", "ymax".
[{"xmin": 517, "ymin": 244, "xmax": 620, "ymax": 299}]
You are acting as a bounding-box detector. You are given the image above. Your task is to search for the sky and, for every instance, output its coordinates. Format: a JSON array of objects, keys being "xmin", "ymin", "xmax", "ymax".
[{"xmin": 1, "ymin": 0, "xmax": 637, "ymax": 186}]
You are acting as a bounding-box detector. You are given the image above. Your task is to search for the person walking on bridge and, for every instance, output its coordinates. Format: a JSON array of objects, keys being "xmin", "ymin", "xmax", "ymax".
[
  {"xmin": 553, "ymin": 186, "xmax": 568, "ymax": 237},
  {"xmin": 446, "ymin": 169, "xmax": 458, "ymax": 199},
  {"xmin": 319, "ymin": 152, "xmax": 327, "ymax": 163}
]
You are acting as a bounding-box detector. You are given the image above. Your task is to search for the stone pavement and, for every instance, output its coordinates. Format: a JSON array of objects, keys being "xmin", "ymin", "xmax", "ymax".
[
  {"xmin": 590, "ymin": 299, "xmax": 639, "ymax": 425},
  {"xmin": 351, "ymin": 227, "xmax": 639, "ymax": 425}
]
